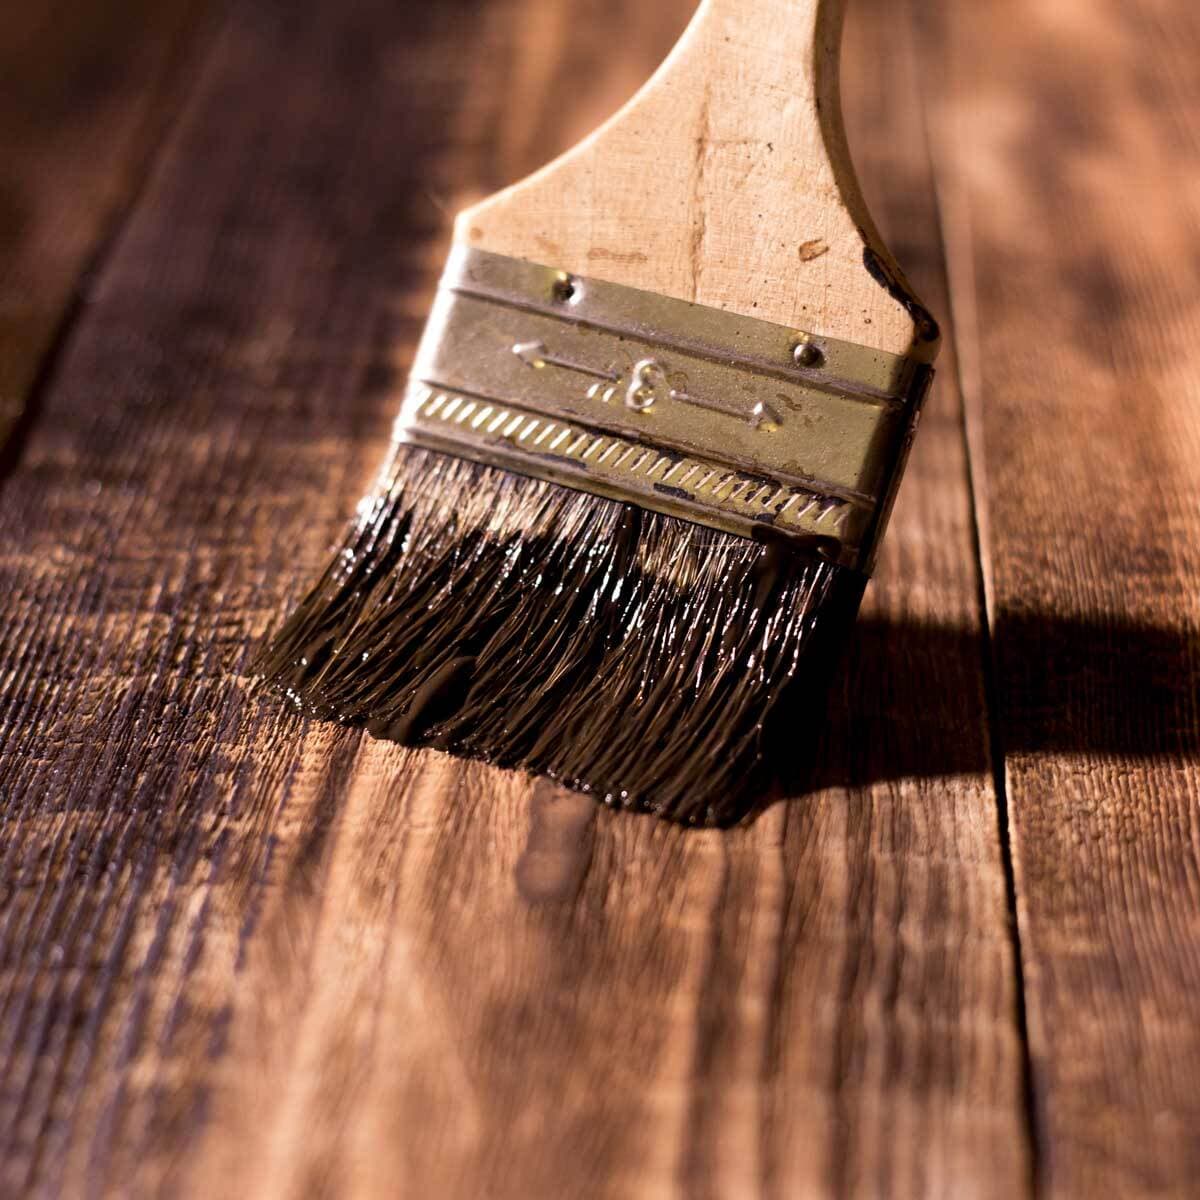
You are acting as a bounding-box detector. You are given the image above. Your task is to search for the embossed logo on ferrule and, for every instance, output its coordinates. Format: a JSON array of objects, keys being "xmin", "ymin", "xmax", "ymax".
[{"xmin": 512, "ymin": 342, "xmax": 784, "ymax": 432}]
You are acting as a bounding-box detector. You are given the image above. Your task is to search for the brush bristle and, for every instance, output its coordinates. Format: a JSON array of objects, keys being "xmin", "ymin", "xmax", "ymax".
[{"xmin": 257, "ymin": 445, "xmax": 866, "ymax": 826}]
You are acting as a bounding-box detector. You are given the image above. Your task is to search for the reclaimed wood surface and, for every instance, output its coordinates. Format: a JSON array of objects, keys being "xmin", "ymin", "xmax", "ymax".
[{"xmin": 0, "ymin": 1, "xmax": 1194, "ymax": 1198}]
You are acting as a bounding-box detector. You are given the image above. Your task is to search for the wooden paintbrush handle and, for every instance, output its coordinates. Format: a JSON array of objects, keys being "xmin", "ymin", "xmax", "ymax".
[{"xmin": 458, "ymin": 0, "xmax": 936, "ymax": 358}]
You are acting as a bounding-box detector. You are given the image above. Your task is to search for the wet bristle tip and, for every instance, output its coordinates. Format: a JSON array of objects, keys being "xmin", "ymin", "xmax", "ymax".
[{"xmin": 256, "ymin": 446, "xmax": 866, "ymax": 827}]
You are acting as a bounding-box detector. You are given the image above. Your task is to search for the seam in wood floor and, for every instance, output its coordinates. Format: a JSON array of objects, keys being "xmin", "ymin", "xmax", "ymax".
[
  {"xmin": 953, "ymin": 291, "xmax": 1044, "ymax": 1200},
  {"xmin": 956, "ymin": 392, "xmax": 1043, "ymax": 1197},
  {"xmin": 914, "ymin": 32, "xmax": 1044, "ymax": 1197}
]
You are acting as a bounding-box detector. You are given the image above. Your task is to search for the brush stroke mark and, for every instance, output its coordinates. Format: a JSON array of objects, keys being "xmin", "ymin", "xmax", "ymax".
[{"xmin": 514, "ymin": 780, "xmax": 596, "ymax": 905}]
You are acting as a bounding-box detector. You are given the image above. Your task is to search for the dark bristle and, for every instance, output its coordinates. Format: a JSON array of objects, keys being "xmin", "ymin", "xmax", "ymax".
[{"xmin": 257, "ymin": 445, "xmax": 866, "ymax": 826}]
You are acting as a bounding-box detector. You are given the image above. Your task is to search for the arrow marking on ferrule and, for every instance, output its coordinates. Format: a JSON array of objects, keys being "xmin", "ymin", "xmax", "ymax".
[
  {"xmin": 670, "ymin": 388, "xmax": 782, "ymax": 431},
  {"xmin": 512, "ymin": 341, "xmax": 618, "ymax": 381}
]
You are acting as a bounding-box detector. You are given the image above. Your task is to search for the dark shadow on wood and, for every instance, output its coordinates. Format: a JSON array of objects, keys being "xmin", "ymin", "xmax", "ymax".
[{"xmin": 773, "ymin": 613, "xmax": 1200, "ymax": 801}]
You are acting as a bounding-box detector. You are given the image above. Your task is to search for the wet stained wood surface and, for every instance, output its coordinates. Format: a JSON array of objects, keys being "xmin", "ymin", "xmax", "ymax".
[{"xmin": 0, "ymin": 0, "xmax": 1195, "ymax": 1197}]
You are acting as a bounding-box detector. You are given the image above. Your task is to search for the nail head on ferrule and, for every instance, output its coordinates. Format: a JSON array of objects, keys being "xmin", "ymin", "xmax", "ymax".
[
  {"xmin": 793, "ymin": 339, "xmax": 825, "ymax": 369},
  {"xmin": 551, "ymin": 273, "xmax": 579, "ymax": 303}
]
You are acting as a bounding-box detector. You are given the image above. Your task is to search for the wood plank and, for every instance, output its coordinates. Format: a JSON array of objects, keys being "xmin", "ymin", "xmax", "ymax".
[
  {"xmin": 0, "ymin": 0, "xmax": 1028, "ymax": 1195},
  {"xmin": 0, "ymin": 0, "xmax": 211, "ymax": 462},
  {"xmin": 923, "ymin": 0, "xmax": 1200, "ymax": 1194}
]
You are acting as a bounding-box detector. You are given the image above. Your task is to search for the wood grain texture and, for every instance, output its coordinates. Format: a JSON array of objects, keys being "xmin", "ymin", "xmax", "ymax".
[
  {"xmin": 13, "ymin": 0, "xmax": 1200, "ymax": 1196},
  {"xmin": 462, "ymin": 0, "xmax": 937, "ymax": 357},
  {"xmin": 922, "ymin": 0, "xmax": 1200, "ymax": 1195},
  {"xmin": 0, "ymin": 0, "xmax": 1031, "ymax": 1196},
  {"xmin": 0, "ymin": 0, "xmax": 211, "ymax": 460}
]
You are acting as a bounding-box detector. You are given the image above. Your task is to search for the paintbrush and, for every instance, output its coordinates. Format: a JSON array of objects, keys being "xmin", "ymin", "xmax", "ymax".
[{"xmin": 258, "ymin": 0, "xmax": 939, "ymax": 826}]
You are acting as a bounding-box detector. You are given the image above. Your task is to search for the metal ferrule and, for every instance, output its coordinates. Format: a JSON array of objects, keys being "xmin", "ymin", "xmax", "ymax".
[{"xmin": 396, "ymin": 246, "xmax": 933, "ymax": 573}]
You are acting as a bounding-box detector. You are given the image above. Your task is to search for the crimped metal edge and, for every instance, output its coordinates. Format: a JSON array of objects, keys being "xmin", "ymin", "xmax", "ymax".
[{"xmin": 397, "ymin": 247, "xmax": 934, "ymax": 572}]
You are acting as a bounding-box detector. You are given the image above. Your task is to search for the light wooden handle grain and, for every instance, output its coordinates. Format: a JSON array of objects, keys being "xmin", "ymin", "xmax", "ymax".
[{"xmin": 457, "ymin": 0, "xmax": 936, "ymax": 358}]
